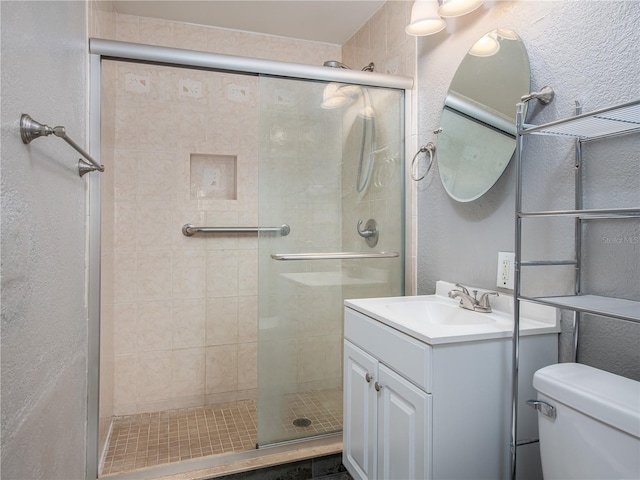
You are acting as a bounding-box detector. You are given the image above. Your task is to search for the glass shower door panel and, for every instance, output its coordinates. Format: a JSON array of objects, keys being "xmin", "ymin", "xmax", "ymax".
[
  {"xmin": 340, "ymin": 86, "xmax": 405, "ymax": 303},
  {"xmin": 257, "ymin": 77, "xmax": 404, "ymax": 446}
]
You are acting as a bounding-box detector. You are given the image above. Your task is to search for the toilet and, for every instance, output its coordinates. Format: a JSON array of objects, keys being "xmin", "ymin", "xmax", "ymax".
[{"xmin": 531, "ymin": 363, "xmax": 640, "ymax": 480}]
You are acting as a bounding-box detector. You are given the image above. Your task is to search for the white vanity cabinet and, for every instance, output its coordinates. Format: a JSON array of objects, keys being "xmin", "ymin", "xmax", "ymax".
[
  {"xmin": 344, "ymin": 340, "xmax": 431, "ymax": 480},
  {"xmin": 343, "ymin": 299, "xmax": 559, "ymax": 480}
]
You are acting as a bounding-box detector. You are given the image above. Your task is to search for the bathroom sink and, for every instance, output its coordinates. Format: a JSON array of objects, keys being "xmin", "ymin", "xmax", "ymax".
[
  {"xmin": 344, "ymin": 280, "xmax": 560, "ymax": 345},
  {"xmin": 386, "ymin": 299, "xmax": 496, "ymax": 326}
]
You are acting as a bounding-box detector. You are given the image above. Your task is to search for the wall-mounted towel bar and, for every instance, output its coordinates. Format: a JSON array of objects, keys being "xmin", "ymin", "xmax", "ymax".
[
  {"xmin": 20, "ymin": 114, "xmax": 104, "ymax": 177},
  {"xmin": 182, "ymin": 223, "xmax": 290, "ymax": 237},
  {"xmin": 271, "ymin": 251, "xmax": 399, "ymax": 261}
]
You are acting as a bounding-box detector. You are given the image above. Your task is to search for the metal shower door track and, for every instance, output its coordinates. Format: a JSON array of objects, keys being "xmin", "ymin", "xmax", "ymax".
[{"xmin": 89, "ymin": 38, "xmax": 413, "ymax": 89}]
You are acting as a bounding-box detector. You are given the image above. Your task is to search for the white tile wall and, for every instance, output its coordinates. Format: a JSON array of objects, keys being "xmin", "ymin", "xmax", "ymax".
[{"xmin": 102, "ymin": 11, "xmax": 342, "ymax": 414}]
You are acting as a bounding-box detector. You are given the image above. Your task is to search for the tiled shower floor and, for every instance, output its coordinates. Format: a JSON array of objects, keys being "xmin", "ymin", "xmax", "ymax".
[{"xmin": 101, "ymin": 388, "xmax": 342, "ymax": 476}]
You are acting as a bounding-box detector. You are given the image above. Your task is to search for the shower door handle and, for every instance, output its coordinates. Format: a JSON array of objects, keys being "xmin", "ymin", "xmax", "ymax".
[{"xmin": 271, "ymin": 251, "xmax": 399, "ymax": 261}]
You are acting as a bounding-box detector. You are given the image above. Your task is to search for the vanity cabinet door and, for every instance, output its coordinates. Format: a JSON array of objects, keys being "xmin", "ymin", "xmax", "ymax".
[
  {"xmin": 344, "ymin": 340, "xmax": 379, "ymax": 480},
  {"xmin": 377, "ymin": 364, "xmax": 432, "ymax": 480}
]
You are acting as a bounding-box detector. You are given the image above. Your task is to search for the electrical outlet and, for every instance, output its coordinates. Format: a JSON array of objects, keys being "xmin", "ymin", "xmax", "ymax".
[{"xmin": 497, "ymin": 252, "xmax": 515, "ymax": 290}]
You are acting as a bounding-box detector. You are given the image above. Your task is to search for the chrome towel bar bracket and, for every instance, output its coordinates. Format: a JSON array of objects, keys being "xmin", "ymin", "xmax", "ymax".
[
  {"xmin": 182, "ymin": 224, "xmax": 290, "ymax": 237},
  {"xmin": 520, "ymin": 86, "xmax": 555, "ymax": 105},
  {"xmin": 20, "ymin": 114, "xmax": 105, "ymax": 177}
]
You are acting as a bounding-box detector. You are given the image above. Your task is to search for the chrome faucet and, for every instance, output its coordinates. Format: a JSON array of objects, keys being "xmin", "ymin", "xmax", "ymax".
[
  {"xmin": 448, "ymin": 284, "xmax": 477, "ymax": 310},
  {"xmin": 448, "ymin": 284, "xmax": 499, "ymax": 313}
]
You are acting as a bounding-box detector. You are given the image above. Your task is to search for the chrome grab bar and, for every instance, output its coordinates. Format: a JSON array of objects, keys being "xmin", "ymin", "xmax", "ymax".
[
  {"xmin": 271, "ymin": 251, "xmax": 399, "ymax": 261},
  {"xmin": 182, "ymin": 223, "xmax": 290, "ymax": 237}
]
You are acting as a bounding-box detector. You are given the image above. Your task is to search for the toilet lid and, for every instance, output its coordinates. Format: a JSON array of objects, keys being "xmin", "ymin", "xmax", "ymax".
[{"xmin": 533, "ymin": 363, "xmax": 640, "ymax": 439}]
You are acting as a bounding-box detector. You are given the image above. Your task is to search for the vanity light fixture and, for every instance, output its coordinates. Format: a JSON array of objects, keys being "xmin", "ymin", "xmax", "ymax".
[
  {"xmin": 438, "ymin": 0, "xmax": 484, "ymax": 18},
  {"xmin": 406, "ymin": 1, "xmax": 446, "ymax": 36},
  {"xmin": 406, "ymin": 0, "xmax": 485, "ymax": 36}
]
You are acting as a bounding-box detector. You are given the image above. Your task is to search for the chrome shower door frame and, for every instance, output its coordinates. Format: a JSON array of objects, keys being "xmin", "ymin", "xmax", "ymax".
[{"xmin": 85, "ymin": 41, "xmax": 413, "ymax": 480}]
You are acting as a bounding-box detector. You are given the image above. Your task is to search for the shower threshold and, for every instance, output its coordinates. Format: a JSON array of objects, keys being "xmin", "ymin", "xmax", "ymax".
[{"xmin": 101, "ymin": 430, "xmax": 341, "ymax": 480}]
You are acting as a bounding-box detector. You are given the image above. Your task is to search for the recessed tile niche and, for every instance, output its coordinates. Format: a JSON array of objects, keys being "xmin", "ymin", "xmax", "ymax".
[{"xmin": 190, "ymin": 154, "xmax": 237, "ymax": 200}]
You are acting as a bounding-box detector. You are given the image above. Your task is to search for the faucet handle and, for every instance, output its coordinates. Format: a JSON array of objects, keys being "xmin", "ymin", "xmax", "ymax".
[
  {"xmin": 454, "ymin": 283, "xmax": 470, "ymax": 295},
  {"xmin": 478, "ymin": 291, "xmax": 499, "ymax": 308}
]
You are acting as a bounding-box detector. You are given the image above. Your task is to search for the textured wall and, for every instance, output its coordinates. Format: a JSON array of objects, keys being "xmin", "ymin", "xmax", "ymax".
[
  {"xmin": 416, "ymin": 1, "xmax": 640, "ymax": 379},
  {"xmin": 1, "ymin": 1, "xmax": 89, "ymax": 479}
]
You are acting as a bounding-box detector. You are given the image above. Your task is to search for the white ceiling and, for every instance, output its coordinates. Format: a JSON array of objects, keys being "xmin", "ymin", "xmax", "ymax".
[{"xmin": 112, "ymin": 1, "xmax": 386, "ymax": 45}]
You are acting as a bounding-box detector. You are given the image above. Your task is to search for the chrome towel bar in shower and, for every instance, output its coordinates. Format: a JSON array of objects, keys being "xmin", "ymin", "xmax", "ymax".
[
  {"xmin": 182, "ymin": 224, "xmax": 291, "ymax": 237},
  {"xmin": 271, "ymin": 251, "xmax": 399, "ymax": 261},
  {"xmin": 20, "ymin": 114, "xmax": 104, "ymax": 177}
]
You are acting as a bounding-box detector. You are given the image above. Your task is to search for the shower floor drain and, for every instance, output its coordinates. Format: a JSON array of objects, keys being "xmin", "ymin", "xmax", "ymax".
[{"xmin": 292, "ymin": 418, "xmax": 312, "ymax": 428}]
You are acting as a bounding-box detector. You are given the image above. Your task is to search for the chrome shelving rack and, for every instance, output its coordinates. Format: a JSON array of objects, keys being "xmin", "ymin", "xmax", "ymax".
[{"xmin": 510, "ymin": 99, "xmax": 640, "ymax": 479}]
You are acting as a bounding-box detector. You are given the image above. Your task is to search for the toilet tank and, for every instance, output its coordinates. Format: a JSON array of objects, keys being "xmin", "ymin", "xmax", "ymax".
[{"xmin": 532, "ymin": 363, "xmax": 640, "ymax": 480}]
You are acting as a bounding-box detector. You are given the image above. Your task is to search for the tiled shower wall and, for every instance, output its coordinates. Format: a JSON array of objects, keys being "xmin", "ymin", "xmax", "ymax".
[
  {"xmin": 97, "ymin": 12, "xmax": 342, "ymax": 417},
  {"xmin": 105, "ymin": 60, "xmax": 260, "ymax": 415},
  {"xmin": 111, "ymin": 12, "xmax": 341, "ymax": 66},
  {"xmin": 342, "ymin": 0, "xmax": 415, "ymax": 79},
  {"xmin": 342, "ymin": 1, "xmax": 418, "ymax": 294}
]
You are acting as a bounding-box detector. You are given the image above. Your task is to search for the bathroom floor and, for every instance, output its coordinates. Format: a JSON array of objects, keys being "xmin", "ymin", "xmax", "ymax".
[{"xmin": 101, "ymin": 388, "xmax": 342, "ymax": 476}]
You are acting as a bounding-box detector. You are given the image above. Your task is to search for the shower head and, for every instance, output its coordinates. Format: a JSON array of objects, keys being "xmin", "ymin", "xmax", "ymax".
[
  {"xmin": 323, "ymin": 60, "xmax": 351, "ymax": 69},
  {"xmin": 323, "ymin": 60, "xmax": 375, "ymax": 72}
]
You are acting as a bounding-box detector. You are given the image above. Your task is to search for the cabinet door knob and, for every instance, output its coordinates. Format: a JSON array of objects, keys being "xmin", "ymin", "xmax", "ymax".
[
  {"xmin": 365, "ymin": 373, "xmax": 372, "ymax": 383},
  {"xmin": 374, "ymin": 382, "xmax": 383, "ymax": 392}
]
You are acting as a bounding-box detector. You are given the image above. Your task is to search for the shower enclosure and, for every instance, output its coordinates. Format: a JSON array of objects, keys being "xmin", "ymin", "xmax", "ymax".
[{"xmin": 94, "ymin": 42, "xmax": 406, "ymax": 476}]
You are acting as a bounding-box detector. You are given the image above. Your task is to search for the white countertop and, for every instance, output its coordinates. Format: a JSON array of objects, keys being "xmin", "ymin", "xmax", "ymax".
[{"xmin": 345, "ymin": 281, "xmax": 560, "ymax": 345}]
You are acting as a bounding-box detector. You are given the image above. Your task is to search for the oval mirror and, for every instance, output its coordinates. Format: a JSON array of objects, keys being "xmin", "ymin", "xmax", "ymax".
[{"xmin": 438, "ymin": 28, "xmax": 530, "ymax": 202}]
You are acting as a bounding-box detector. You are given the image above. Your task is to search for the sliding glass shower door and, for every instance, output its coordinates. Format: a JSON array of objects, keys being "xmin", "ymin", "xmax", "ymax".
[{"xmin": 257, "ymin": 76, "xmax": 405, "ymax": 446}]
